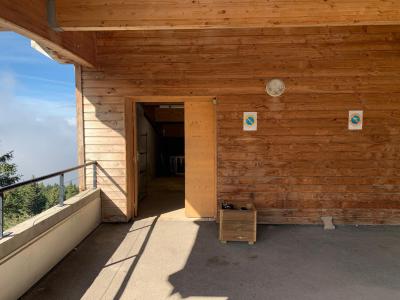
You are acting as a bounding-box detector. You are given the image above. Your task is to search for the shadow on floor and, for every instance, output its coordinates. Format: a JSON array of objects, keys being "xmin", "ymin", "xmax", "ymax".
[
  {"xmin": 23, "ymin": 219, "xmax": 400, "ymax": 300},
  {"xmin": 22, "ymin": 216, "xmax": 158, "ymax": 300},
  {"xmin": 21, "ymin": 178, "xmax": 400, "ymax": 299},
  {"xmin": 168, "ymin": 224, "xmax": 400, "ymax": 300}
]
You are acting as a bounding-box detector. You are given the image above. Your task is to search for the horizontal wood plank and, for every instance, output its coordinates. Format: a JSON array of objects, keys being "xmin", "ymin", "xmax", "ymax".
[
  {"xmin": 56, "ymin": 0, "xmax": 400, "ymax": 30},
  {"xmin": 82, "ymin": 25, "xmax": 400, "ymax": 224}
]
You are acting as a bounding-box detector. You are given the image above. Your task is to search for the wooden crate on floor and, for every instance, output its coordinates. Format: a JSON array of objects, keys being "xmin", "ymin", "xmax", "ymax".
[{"xmin": 219, "ymin": 203, "xmax": 257, "ymax": 244}]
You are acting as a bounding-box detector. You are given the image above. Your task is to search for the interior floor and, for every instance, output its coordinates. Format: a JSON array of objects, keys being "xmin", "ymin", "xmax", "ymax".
[
  {"xmin": 136, "ymin": 103, "xmax": 186, "ymax": 220},
  {"xmin": 138, "ymin": 177, "xmax": 185, "ymax": 220}
]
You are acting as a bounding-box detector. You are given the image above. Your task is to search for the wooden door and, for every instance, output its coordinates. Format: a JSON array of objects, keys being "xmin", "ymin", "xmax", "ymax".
[
  {"xmin": 184, "ymin": 101, "xmax": 216, "ymax": 218},
  {"xmin": 125, "ymin": 99, "xmax": 137, "ymax": 219},
  {"xmin": 132, "ymin": 103, "xmax": 140, "ymax": 217}
]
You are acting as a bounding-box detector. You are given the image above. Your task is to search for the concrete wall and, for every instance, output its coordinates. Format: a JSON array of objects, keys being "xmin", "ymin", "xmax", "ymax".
[{"xmin": 0, "ymin": 189, "xmax": 101, "ymax": 300}]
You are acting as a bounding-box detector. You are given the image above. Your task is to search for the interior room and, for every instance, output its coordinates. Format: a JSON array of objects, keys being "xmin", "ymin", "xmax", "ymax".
[{"xmin": 135, "ymin": 103, "xmax": 185, "ymax": 218}]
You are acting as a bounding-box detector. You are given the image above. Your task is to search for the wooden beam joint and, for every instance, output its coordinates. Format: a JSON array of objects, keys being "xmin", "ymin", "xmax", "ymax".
[
  {"xmin": 0, "ymin": 1, "xmax": 96, "ymax": 67},
  {"xmin": 47, "ymin": 0, "xmax": 63, "ymax": 32}
]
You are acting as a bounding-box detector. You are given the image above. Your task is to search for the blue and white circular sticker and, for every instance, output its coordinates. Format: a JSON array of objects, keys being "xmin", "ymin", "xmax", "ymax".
[
  {"xmin": 348, "ymin": 110, "xmax": 363, "ymax": 130},
  {"xmin": 243, "ymin": 112, "xmax": 257, "ymax": 131}
]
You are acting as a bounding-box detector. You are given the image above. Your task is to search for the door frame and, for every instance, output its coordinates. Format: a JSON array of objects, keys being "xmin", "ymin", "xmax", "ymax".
[{"xmin": 125, "ymin": 96, "xmax": 217, "ymax": 219}]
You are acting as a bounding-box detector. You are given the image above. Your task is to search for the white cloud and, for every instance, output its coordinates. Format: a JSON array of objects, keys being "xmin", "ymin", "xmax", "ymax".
[
  {"xmin": 66, "ymin": 117, "xmax": 76, "ymax": 127},
  {"xmin": 15, "ymin": 74, "xmax": 71, "ymax": 86},
  {"xmin": 0, "ymin": 71, "xmax": 16, "ymax": 88},
  {"xmin": 0, "ymin": 55, "xmax": 43, "ymax": 64},
  {"xmin": 0, "ymin": 71, "xmax": 77, "ymax": 180}
]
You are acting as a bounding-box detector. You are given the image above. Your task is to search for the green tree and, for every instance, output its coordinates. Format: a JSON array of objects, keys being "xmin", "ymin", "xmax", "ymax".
[
  {"xmin": 1, "ymin": 152, "xmax": 80, "ymax": 229},
  {"xmin": 24, "ymin": 182, "xmax": 47, "ymax": 215},
  {"xmin": 41, "ymin": 184, "xmax": 60, "ymax": 209},
  {"xmin": 4, "ymin": 188, "xmax": 30, "ymax": 228},
  {"xmin": 0, "ymin": 151, "xmax": 24, "ymax": 229},
  {"xmin": 65, "ymin": 182, "xmax": 79, "ymax": 200},
  {"xmin": 0, "ymin": 151, "xmax": 20, "ymax": 188}
]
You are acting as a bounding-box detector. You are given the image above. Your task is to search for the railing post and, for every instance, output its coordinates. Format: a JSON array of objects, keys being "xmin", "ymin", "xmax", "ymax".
[
  {"xmin": 0, "ymin": 192, "xmax": 3, "ymax": 239},
  {"xmin": 59, "ymin": 173, "xmax": 65, "ymax": 206},
  {"xmin": 92, "ymin": 163, "xmax": 97, "ymax": 189}
]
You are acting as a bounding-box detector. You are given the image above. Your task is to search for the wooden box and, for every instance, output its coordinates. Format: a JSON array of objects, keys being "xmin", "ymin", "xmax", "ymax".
[{"xmin": 219, "ymin": 202, "xmax": 257, "ymax": 244}]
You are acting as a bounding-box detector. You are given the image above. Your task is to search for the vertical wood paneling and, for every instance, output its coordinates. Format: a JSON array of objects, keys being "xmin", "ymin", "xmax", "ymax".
[
  {"xmin": 75, "ymin": 65, "xmax": 86, "ymax": 191},
  {"xmin": 185, "ymin": 101, "xmax": 216, "ymax": 218},
  {"xmin": 125, "ymin": 99, "xmax": 134, "ymax": 219}
]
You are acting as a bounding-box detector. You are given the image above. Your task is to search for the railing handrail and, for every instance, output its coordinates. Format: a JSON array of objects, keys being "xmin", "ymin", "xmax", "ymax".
[
  {"xmin": 0, "ymin": 161, "xmax": 97, "ymax": 239},
  {"xmin": 0, "ymin": 161, "xmax": 97, "ymax": 193}
]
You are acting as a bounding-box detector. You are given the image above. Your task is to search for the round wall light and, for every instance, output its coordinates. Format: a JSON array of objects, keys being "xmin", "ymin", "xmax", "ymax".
[{"xmin": 266, "ymin": 79, "xmax": 285, "ymax": 97}]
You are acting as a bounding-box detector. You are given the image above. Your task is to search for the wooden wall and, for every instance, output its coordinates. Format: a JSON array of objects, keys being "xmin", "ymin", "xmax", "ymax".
[
  {"xmin": 82, "ymin": 25, "xmax": 400, "ymax": 224},
  {"xmin": 80, "ymin": 92, "xmax": 128, "ymax": 222}
]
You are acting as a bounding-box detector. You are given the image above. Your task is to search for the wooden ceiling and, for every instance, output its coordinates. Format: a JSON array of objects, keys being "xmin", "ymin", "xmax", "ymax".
[
  {"xmin": 1, "ymin": 1, "xmax": 400, "ymax": 68},
  {"xmin": 54, "ymin": 0, "xmax": 400, "ymax": 31},
  {"xmin": 0, "ymin": 0, "xmax": 96, "ymax": 67}
]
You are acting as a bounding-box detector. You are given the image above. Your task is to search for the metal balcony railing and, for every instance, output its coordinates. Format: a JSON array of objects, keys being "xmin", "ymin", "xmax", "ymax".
[{"xmin": 0, "ymin": 161, "xmax": 97, "ymax": 239}]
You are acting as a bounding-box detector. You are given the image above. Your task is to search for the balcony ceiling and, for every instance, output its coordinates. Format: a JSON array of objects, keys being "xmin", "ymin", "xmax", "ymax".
[
  {"xmin": 0, "ymin": 0, "xmax": 96, "ymax": 67},
  {"xmin": 53, "ymin": 0, "xmax": 400, "ymax": 31}
]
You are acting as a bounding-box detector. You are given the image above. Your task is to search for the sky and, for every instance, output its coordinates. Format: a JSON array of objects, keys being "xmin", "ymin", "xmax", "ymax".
[{"xmin": 0, "ymin": 32, "xmax": 77, "ymax": 180}]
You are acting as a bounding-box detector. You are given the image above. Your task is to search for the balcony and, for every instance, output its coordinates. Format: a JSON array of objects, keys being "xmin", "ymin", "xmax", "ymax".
[
  {"xmin": 1, "ymin": 170, "xmax": 399, "ymax": 300},
  {"xmin": 0, "ymin": 160, "xmax": 400, "ymax": 300},
  {"xmin": 19, "ymin": 218, "xmax": 400, "ymax": 300}
]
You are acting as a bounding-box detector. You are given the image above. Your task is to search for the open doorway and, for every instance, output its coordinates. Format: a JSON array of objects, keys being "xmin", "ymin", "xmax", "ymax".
[
  {"xmin": 128, "ymin": 97, "xmax": 216, "ymax": 220},
  {"xmin": 135, "ymin": 103, "xmax": 185, "ymax": 218}
]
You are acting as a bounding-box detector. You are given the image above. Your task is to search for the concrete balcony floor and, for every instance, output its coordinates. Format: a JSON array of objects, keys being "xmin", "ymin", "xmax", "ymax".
[
  {"xmin": 22, "ymin": 218, "xmax": 400, "ymax": 299},
  {"xmin": 21, "ymin": 177, "xmax": 400, "ymax": 299}
]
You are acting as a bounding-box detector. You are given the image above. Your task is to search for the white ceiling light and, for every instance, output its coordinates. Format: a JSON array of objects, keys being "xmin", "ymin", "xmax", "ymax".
[{"xmin": 266, "ymin": 79, "xmax": 285, "ymax": 97}]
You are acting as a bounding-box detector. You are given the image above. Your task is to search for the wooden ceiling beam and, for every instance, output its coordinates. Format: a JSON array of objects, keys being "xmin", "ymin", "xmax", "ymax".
[
  {"xmin": 0, "ymin": 1, "xmax": 96, "ymax": 67},
  {"xmin": 54, "ymin": 0, "xmax": 400, "ymax": 31}
]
